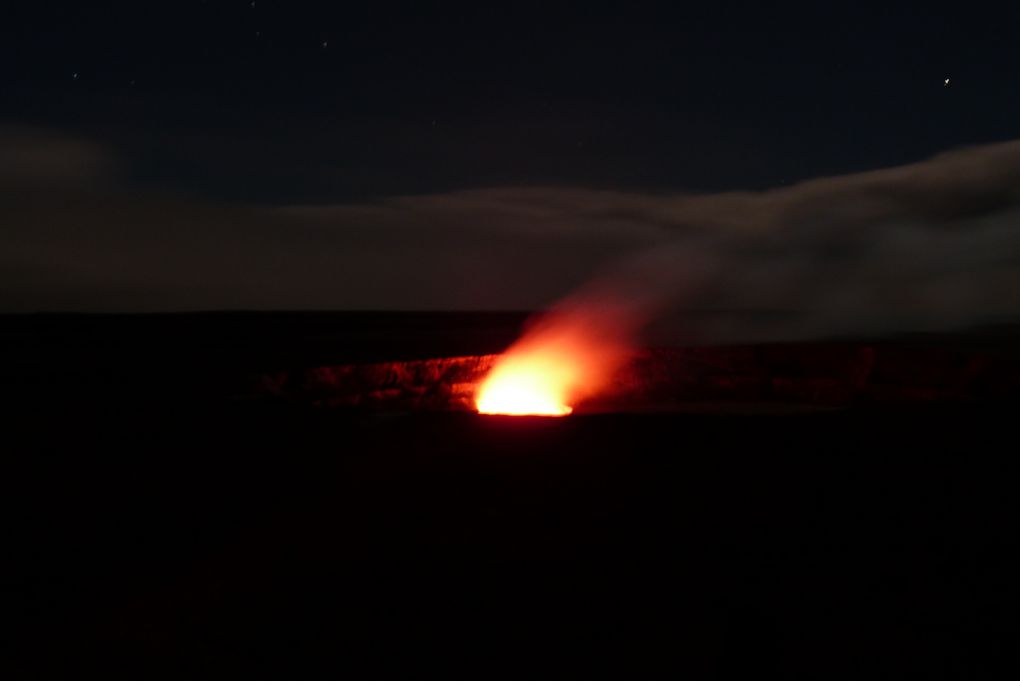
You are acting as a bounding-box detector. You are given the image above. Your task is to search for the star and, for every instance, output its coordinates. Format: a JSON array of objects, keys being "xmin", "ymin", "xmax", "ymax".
[{"xmin": 944, "ymin": 77, "xmax": 950, "ymax": 87}]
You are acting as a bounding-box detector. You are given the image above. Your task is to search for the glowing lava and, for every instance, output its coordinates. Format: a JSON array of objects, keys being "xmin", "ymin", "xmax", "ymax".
[
  {"xmin": 474, "ymin": 307, "xmax": 633, "ymax": 416},
  {"xmin": 475, "ymin": 351, "xmax": 575, "ymax": 416}
]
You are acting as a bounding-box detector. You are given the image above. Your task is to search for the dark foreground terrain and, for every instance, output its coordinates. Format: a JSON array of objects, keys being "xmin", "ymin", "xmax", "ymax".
[{"xmin": 4, "ymin": 313, "xmax": 1020, "ymax": 677}]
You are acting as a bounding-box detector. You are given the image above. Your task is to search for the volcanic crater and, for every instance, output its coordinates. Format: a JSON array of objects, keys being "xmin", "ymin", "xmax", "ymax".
[{"xmin": 258, "ymin": 342, "xmax": 1020, "ymax": 413}]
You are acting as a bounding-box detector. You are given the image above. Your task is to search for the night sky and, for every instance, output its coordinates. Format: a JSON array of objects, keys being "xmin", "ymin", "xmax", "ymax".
[{"xmin": 4, "ymin": 2, "xmax": 1020, "ymax": 333}]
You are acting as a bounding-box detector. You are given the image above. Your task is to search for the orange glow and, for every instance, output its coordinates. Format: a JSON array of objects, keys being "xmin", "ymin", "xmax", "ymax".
[
  {"xmin": 474, "ymin": 307, "xmax": 632, "ymax": 416},
  {"xmin": 475, "ymin": 351, "xmax": 575, "ymax": 416}
]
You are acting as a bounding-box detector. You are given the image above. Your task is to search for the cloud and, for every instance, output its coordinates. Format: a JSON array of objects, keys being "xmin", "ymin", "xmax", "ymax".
[
  {"xmin": 2, "ymin": 125, "xmax": 1020, "ymax": 342},
  {"xmin": 580, "ymin": 140, "xmax": 1020, "ymax": 342},
  {"xmin": 0, "ymin": 126, "xmax": 120, "ymax": 187}
]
